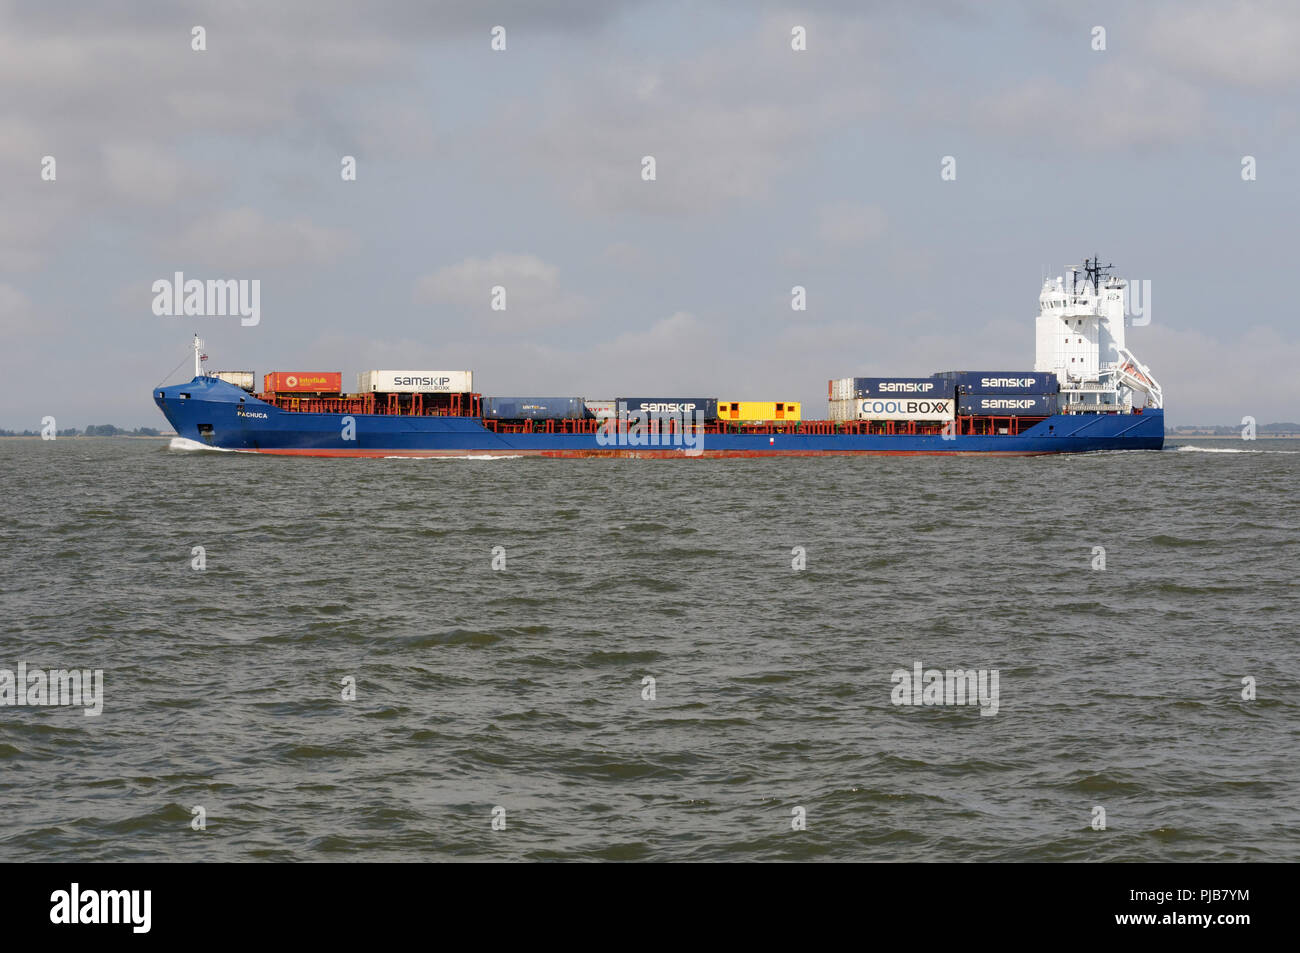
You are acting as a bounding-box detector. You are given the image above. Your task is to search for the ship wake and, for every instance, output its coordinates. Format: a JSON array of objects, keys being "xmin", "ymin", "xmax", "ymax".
[
  {"xmin": 1172, "ymin": 445, "xmax": 1300, "ymax": 454},
  {"xmin": 167, "ymin": 437, "xmax": 239, "ymax": 452}
]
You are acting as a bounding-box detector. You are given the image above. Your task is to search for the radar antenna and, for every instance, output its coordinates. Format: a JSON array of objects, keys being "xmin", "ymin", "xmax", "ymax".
[{"xmin": 1082, "ymin": 254, "xmax": 1115, "ymax": 294}]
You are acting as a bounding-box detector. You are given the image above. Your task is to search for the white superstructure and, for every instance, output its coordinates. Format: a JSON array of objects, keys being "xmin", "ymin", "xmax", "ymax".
[{"xmin": 1033, "ymin": 257, "xmax": 1162, "ymax": 412}]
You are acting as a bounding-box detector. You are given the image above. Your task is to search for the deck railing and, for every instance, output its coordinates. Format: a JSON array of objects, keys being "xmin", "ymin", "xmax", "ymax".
[{"xmin": 255, "ymin": 394, "xmax": 1053, "ymax": 437}]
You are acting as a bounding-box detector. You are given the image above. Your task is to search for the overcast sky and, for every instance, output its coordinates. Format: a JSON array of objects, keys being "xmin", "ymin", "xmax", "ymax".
[{"xmin": 2, "ymin": 0, "xmax": 1297, "ymax": 427}]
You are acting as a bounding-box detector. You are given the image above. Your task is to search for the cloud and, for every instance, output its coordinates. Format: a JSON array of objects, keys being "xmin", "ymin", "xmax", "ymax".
[
  {"xmin": 601, "ymin": 241, "xmax": 660, "ymax": 271},
  {"xmin": 169, "ymin": 208, "xmax": 355, "ymax": 271},
  {"xmin": 102, "ymin": 143, "xmax": 186, "ymax": 204},
  {"xmin": 0, "ymin": 1, "xmax": 645, "ymax": 140},
  {"xmin": 413, "ymin": 253, "xmax": 589, "ymax": 329},
  {"xmin": 0, "ymin": 1, "xmax": 1297, "ymax": 429},
  {"xmin": 0, "ymin": 284, "xmax": 34, "ymax": 335},
  {"xmin": 0, "ymin": 2, "xmax": 646, "ymax": 269},
  {"xmin": 973, "ymin": 66, "xmax": 1209, "ymax": 149},
  {"xmin": 0, "ymin": 117, "xmax": 80, "ymax": 271},
  {"xmin": 516, "ymin": 310, "xmax": 724, "ymax": 395},
  {"xmin": 262, "ymin": 309, "xmax": 718, "ymax": 399},
  {"xmin": 1144, "ymin": 0, "xmax": 1300, "ymax": 90},
  {"xmin": 1143, "ymin": 322, "xmax": 1300, "ymax": 423},
  {"xmin": 0, "ymin": 212, "xmax": 54, "ymax": 273},
  {"xmin": 509, "ymin": 15, "xmax": 886, "ymax": 215},
  {"xmin": 818, "ymin": 203, "xmax": 888, "ymax": 245}
]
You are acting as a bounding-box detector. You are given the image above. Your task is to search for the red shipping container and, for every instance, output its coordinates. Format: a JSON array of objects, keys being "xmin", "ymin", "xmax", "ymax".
[{"xmin": 263, "ymin": 371, "xmax": 343, "ymax": 393}]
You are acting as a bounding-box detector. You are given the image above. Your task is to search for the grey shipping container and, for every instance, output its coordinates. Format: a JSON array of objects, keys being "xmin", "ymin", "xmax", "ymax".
[
  {"xmin": 936, "ymin": 371, "xmax": 1059, "ymax": 395},
  {"xmin": 958, "ymin": 393, "xmax": 1058, "ymax": 416},
  {"xmin": 481, "ymin": 397, "xmax": 590, "ymax": 420},
  {"xmin": 211, "ymin": 371, "xmax": 255, "ymax": 392},
  {"xmin": 617, "ymin": 398, "xmax": 719, "ymax": 419},
  {"xmin": 852, "ymin": 377, "xmax": 951, "ymax": 398}
]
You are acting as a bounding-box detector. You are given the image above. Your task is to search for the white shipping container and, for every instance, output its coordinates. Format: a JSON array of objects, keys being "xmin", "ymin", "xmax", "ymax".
[
  {"xmin": 827, "ymin": 398, "xmax": 856, "ymax": 421},
  {"xmin": 855, "ymin": 397, "xmax": 954, "ymax": 421},
  {"xmin": 358, "ymin": 370, "xmax": 473, "ymax": 393},
  {"xmin": 828, "ymin": 398, "xmax": 954, "ymax": 421},
  {"xmin": 212, "ymin": 371, "xmax": 255, "ymax": 391},
  {"xmin": 829, "ymin": 378, "xmax": 855, "ymax": 401},
  {"xmin": 584, "ymin": 400, "xmax": 616, "ymax": 419}
]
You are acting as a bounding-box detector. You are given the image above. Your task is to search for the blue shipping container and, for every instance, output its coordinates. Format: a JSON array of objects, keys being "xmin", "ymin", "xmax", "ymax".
[
  {"xmin": 940, "ymin": 371, "xmax": 1059, "ymax": 394},
  {"xmin": 853, "ymin": 377, "xmax": 951, "ymax": 398},
  {"xmin": 617, "ymin": 398, "xmax": 719, "ymax": 419},
  {"xmin": 482, "ymin": 397, "xmax": 590, "ymax": 420},
  {"xmin": 958, "ymin": 393, "xmax": 1058, "ymax": 416}
]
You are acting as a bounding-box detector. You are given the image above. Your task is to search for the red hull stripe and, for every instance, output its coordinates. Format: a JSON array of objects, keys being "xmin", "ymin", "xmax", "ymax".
[{"xmin": 243, "ymin": 447, "xmax": 1051, "ymax": 459}]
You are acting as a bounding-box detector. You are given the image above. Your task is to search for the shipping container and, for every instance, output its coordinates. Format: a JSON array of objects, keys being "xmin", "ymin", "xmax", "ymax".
[
  {"xmin": 958, "ymin": 393, "xmax": 1058, "ymax": 416},
  {"xmin": 851, "ymin": 377, "xmax": 950, "ymax": 398},
  {"xmin": 212, "ymin": 371, "xmax": 255, "ymax": 392},
  {"xmin": 617, "ymin": 398, "xmax": 718, "ymax": 420},
  {"xmin": 584, "ymin": 400, "xmax": 616, "ymax": 419},
  {"xmin": 263, "ymin": 371, "xmax": 343, "ymax": 394},
  {"xmin": 830, "ymin": 377, "xmax": 952, "ymax": 399},
  {"xmin": 851, "ymin": 397, "xmax": 955, "ymax": 421},
  {"xmin": 482, "ymin": 397, "xmax": 589, "ymax": 420},
  {"xmin": 717, "ymin": 401, "xmax": 801, "ymax": 422},
  {"xmin": 829, "ymin": 377, "xmax": 854, "ymax": 401},
  {"xmin": 358, "ymin": 370, "xmax": 473, "ymax": 394},
  {"xmin": 827, "ymin": 398, "xmax": 856, "ymax": 421},
  {"xmin": 933, "ymin": 370, "xmax": 1059, "ymax": 395}
]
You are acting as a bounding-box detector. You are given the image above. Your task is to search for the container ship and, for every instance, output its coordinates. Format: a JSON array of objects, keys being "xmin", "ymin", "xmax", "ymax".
[{"xmin": 153, "ymin": 258, "xmax": 1164, "ymax": 457}]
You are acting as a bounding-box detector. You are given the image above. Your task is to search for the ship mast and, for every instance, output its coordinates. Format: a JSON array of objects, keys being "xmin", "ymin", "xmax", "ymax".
[
  {"xmin": 193, "ymin": 334, "xmax": 205, "ymax": 378},
  {"xmin": 1082, "ymin": 254, "xmax": 1114, "ymax": 294}
]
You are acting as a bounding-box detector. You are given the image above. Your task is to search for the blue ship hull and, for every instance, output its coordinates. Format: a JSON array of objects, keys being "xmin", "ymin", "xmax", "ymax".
[{"xmin": 154, "ymin": 377, "xmax": 1165, "ymax": 456}]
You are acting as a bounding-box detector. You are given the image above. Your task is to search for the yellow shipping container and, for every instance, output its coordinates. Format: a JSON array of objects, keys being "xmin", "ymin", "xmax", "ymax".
[{"xmin": 717, "ymin": 401, "xmax": 802, "ymax": 422}]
